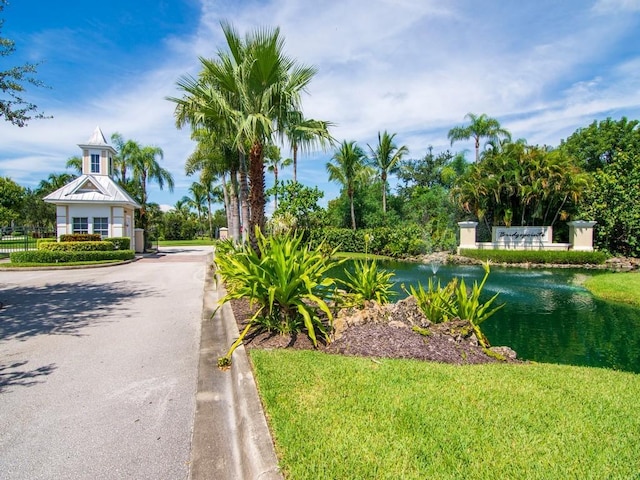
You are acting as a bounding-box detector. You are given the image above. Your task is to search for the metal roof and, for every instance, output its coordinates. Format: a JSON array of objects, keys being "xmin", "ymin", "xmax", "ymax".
[{"xmin": 43, "ymin": 174, "xmax": 141, "ymax": 208}]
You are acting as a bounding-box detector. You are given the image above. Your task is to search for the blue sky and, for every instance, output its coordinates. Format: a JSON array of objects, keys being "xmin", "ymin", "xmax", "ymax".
[{"xmin": 1, "ymin": 0, "xmax": 639, "ymax": 212}]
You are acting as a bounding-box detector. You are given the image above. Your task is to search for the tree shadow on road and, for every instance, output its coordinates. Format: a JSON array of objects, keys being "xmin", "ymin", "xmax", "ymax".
[
  {"xmin": 0, "ymin": 281, "xmax": 157, "ymax": 341},
  {"xmin": 0, "ymin": 361, "xmax": 57, "ymax": 393}
]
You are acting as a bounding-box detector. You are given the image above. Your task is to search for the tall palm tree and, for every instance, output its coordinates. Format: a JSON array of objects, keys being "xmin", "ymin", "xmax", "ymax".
[
  {"xmin": 129, "ymin": 144, "xmax": 174, "ymax": 250},
  {"xmin": 326, "ymin": 140, "xmax": 370, "ymax": 230},
  {"xmin": 448, "ymin": 113, "xmax": 511, "ymax": 163},
  {"xmin": 284, "ymin": 110, "xmax": 334, "ymax": 182},
  {"xmin": 183, "ymin": 128, "xmax": 242, "ymax": 241},
  {"xmin": 367, "ymin": 130, "xmax": 408, "ymax": 214},
  {"xmin": 187, "ymin": 182, "xmax": 207, "ymax": 235},
  {"xmin": 169, "ymin": 21, "xmax": 318, "ymax": 245},
  {"xmin": 264, "ymin": 144, "xmax": 292, "ymax": 211}
]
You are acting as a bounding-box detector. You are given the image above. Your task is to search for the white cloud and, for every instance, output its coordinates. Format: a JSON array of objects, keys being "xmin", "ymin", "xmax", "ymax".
[{"xmin": 2, "ymin": 0, "xmax": 640, "ymax": 209}]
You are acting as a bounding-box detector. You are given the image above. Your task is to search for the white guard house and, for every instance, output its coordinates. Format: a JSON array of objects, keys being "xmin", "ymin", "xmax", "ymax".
[{"xmin": 44, "ymin": 127, "xmax": 141, "ymax": 251}]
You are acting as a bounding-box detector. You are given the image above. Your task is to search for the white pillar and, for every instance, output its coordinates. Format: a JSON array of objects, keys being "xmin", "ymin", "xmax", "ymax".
[
  {"xmin": 458, "ymin": 221, "xmax": 478, "ymax": 252},
  {"xmin": 568, "ymin": 220, "xmax": 597, "ymax": 251}
]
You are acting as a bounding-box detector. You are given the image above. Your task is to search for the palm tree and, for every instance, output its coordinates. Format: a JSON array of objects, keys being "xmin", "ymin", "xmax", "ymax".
[
  {"xmin": 36, "ymin": 172, "xmax": 76, "ymax": 195},
  {"xmin": 187, "ymin": 182, "xmax": 207, "ymax": 235},
  {"xmin": 129, "ymin": 144, "xmax": 174, "ymax": 250},
  {"xmin": 326, "ymin": 140, "xmax": 370, "ymax": 230},
  {"xmin": 183, "ymin": 128, "xmax": 243, "ymax": 241},
  {"xmin": 65, "ymin": 156, "xmax": 82, "ymax": 175},
  {"xmin": 284, "ymin": 110, "xmax": 334, "ymax": 182},
  {"xmin": 367, "ymin": 130, "xmax": 408, "ymax": 213},
  {"xmin": 264, "ymin": 144, "xmax": 292, "ymax": 211},
  {"xmin": 448, "ymin": 113, "xmax": 511, "ymax": 163},
  {"xmin": 169, "ymin": 21, "xmax": 318, "ymax": 245}
]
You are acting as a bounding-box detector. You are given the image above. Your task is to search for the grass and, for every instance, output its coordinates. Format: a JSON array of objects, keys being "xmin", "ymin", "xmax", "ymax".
[
  {"xmin": 584, "ymin": 271, "xmax": 640, "ymax": 307},
  {"xmin": 334, "ymin": 251, "xmax": 393, "ymax": 261},
  {"xmin": 0, "ymin": 260, "xmax": 124, "ymax": 268},
  {"xmin": 157, "ymin": 238, "xmax": 216, "ymax": 246},
  {"xmin": 250, "ymin": 349, "xmax": 640, "ymax": 479}
]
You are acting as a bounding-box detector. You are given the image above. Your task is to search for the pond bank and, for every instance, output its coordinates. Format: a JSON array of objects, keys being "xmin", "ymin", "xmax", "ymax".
[{"xmin": 404, "ymin": 251, "xmax": 640, "ymax": 272}]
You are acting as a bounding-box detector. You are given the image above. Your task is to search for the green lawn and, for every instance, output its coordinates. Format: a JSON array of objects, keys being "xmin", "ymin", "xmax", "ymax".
[
  {"xmin": 0, "ymin": 260, "xmax": 123, "ymax": 268},
  {"xmin": 584, "ymin": 271, "xmax": 640, "ymax": 307},
  {"xmin": 250, "ymin": 349, "xmax": 640, "ymax": 479},
  {"xmin": 334, "ymin": 251, "xmax": 394, "ymax": 261}
]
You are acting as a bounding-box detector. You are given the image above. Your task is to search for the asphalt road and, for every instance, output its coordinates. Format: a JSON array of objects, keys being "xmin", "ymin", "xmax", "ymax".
[{"xmin": 0, "ymin": 247, "xmax": 212, "ymax": 480}]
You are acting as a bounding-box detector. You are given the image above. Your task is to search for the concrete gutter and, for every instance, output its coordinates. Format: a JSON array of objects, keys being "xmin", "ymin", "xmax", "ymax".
[{"xmin": 190, "ymin": 269, "xmax": 283, "ymax": 480}]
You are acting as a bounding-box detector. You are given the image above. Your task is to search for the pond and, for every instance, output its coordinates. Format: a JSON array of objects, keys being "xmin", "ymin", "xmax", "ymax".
[{"xmin": 336, "ymin": 260, "xmax": 640, "ymax": 373}]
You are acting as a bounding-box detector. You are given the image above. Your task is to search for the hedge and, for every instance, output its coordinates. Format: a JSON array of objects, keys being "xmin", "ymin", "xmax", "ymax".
[
  {"xmin": 40, "ymin": 241, "xmax": 115, "ymax": 252},
  {"xmin": 459, "ymin": 249, "xmax": 609, "ymax": 265},
  {"xmin": 104, "ymin": 237, "xmax": 130, "ymax": 250},
  {"xmin": 10, "ymin": 250, "xmax": 135, "ymax": 264},
  {"xmin": 60, "ymin": 233, "xmax": 101, "ymax": 242},
  {"xmin": 36, "ymin": 238, "xmax": 57, "ymax": 249},
  {"xmin": 307, "ymin": 226, "xmax": 432, "ymax": 258}
]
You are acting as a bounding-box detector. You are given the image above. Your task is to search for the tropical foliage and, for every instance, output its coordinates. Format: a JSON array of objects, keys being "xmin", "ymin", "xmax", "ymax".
[
  {"xmin": 170, "ymin": 21, "xmax": 330, "ymax": 247},
  {"xmin": 338, "ymin": 259, "xmax": 396, "ymax": 306},
  {"xmin": 215, "ymin": 229, "xmax": 342, "ymax": 366},
  {"xmin": 326, "ymin": 140, "xmax": 372, "ymax": 230},
  {"xmin": 452, "ymin": 142, "xmax": 590, "ymax": 237},
  {"xmin": 448, "ymin": 113, "xmax": 511, "ymax": 163},
  {"xmin": 564, "ymin": 118, "xmax": 640, "ymax": 257},
  {"xmin": 409, "ymin": 262, "xmax": 504, "ymax": 347},
  {"xmin": 0, "ymin": 0, "xmax": 49, "ymax": 127}
]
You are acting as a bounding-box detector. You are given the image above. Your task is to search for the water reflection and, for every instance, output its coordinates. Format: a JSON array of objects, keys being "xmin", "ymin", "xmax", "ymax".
[{"xmin": 333, "ymin": 261, "xmax": 640, "ymax": 373}]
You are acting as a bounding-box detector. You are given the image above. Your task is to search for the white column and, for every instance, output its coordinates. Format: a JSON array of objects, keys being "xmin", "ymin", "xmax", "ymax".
[{"xmin": 568, "ymin": 221, "xmax": 597, "ymax": 251}]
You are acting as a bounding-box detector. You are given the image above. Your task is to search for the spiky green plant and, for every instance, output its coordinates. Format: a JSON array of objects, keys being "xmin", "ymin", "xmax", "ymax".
[
  {"xmin": 453, "ymin": 261, "xmax": 504, "ymax": 347},
  {"xmin": 214, "ymin": 228, "xmax": 342, "ymax": 366},
  {"xmin": 338, "ymin": 259, "xmax": 395, "ymax": 306},
  {"xmin": 408, "ymin": 261, "xmax": 504, "ymax": 347},
  {"xmin": 404, "ymin": 277, "xmax": 458, "ymax": 324}
]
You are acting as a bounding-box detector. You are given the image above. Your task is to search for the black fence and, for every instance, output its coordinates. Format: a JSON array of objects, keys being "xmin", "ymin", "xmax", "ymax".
[{"xmin": 0, "ymin": 227, "xmax": 55, "ymax": 254}]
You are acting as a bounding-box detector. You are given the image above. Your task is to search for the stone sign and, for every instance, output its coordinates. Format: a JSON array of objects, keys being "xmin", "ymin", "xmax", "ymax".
[{"xmin": 492, "ymin": 226, "xmax": 551, "ymax": 247}]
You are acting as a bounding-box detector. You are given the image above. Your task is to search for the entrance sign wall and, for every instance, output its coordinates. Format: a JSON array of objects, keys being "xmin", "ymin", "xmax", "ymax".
[{"xmin": 457, "ymin": 221, "xmax": 596, "ymax": 253}]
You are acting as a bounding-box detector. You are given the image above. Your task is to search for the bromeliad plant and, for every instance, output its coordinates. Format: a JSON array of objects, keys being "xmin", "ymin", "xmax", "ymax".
[
  {"xmin": 215, "ymin": 228, "xmax": 342, "ymax": 367},
  {"xmin": 338, "ymin": 259, "xmax": 396, "ymax": 306},
  {"xmin": 405, "ymin": 277, "xmax": 458, "ymax": 324},
  {"xmin": 409, "ymin": 261, "xmax": 504, "ymax": 348},
  {"xmin": 337, "ymin": 234, "xmax": 395, "ymax": 306}
]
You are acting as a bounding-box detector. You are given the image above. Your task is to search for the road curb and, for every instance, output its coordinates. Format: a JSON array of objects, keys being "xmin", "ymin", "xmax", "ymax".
[{"xmin": 190, "ymin": 259, "xmax": 282, "ymax": 480}]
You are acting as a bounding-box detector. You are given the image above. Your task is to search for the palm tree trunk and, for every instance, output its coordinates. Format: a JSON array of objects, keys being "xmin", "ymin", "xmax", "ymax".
[
  {"xmin": 239, "ymin": 151, "xmax": 251, "ymax": 244},
  {"xmin": 381, "ymin": 172, "xmax": 387, "ymax": 214},
  {"xmin": 248, "ymin": 142, "xmax": 266, "ymax": 250},
  {"xmin": 228, "ymin": 169, "xmax": 241, "ymax": 242},
  {"xmin": 293, "ymin": 144, "xmax": 298, "ymax": 183},
  {"xmin": 349, "ymin": 189, "xmax": 356, "ymax": 230},
  {"xmin": 206, "ymin": 195, "xmax": 213, "ymax": 239},
  {"xmin": 221, "ymin": 172, "xmax": 231, "ymax": 231},
  {"xmin": 274, "ymin": 164, "xmax": 279, "ymax": 211}
]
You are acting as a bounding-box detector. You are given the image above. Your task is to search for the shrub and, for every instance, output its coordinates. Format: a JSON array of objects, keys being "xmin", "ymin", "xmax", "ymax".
[
  {"xmin": 104, "ymin": 237, "xmax": 130, "ymax": 250},
  {"xmin": 36, "ymin": 238, "xmax": 57, "ymax": 249},
  {"xmin": 40, "ymin": 241, "xmax": 115, "ymax": 252},
  {"xmin": 60, "ymin": 233, "xmax": 101, "ymax": 242},
  {"xmin": 215, "ymin": 229, "xmax": 342, "ymax": 367},
  {"xmin": 459, "ymin": 249, "xmax": 608, "ymax": 265},
  {"xmin": 308, "ymin": 225, "xmax": 433, "ymax": 258},
  {"xmin": 10, "ymin": 250, "xmax": 135, "ymax": 263}
]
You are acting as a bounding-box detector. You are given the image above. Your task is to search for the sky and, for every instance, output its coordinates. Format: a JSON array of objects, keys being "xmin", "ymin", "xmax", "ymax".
[{"xmin": 1, "ymin": 0, "xmax": 639, "ymax": 212}]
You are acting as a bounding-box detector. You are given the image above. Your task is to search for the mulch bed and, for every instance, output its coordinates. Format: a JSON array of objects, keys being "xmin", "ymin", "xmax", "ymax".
[{"xmin": 230, "ymin": 298, "xmax": 519, "ymax": 366}]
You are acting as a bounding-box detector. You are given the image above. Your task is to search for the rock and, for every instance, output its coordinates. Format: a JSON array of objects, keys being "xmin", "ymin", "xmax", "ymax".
[{"xmin": 489, "ymin": 346, "xmax": 518, "ymax": 360}]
